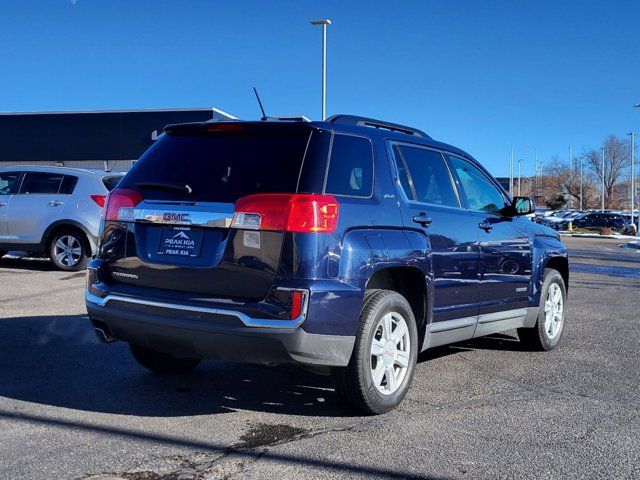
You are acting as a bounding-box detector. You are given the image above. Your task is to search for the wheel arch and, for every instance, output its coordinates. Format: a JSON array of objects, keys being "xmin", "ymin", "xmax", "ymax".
[
  {"xmin": 333, "ymin": 228, "xmax": 432, "ymax": 338},
  {"xmin": 545, "ymin": 256, "xmax": 569, "ymax": 292},
  {"xmin": 531, "ymin": 235, "xmax": 569, "ymax": 303},
  {"xmin": 43, "ymin": 220, "xmax": 97, "ymax": 255},
  {"xmin": 365, "ymin": 266, "xmax": 429, "ymax": 333}
]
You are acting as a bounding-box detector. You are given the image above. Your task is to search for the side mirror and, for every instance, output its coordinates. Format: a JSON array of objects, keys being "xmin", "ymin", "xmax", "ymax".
[{"xmin": 512, "ymin": 196, "xmax": 536, "ymax": 216}]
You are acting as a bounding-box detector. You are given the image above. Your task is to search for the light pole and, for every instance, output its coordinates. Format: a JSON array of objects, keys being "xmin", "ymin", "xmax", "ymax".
[
  {"xmin": 628, "ymin": 131, "xmax": 635, "ymax": 227},
  {"xmin": 509, "ymin": 148, "xmax": 514, "ymax": 194},
  {"xmin": 518, "ymin": 159, "xmax": 524, "ymax": 196},
  {"xmin": 579, "ymin": 157, "xmax": 583, "ymax": 210},
  {"xmin": 311, "ymin": 19, "xmax": 331, "ymax": 120},
  {"xmin": 568, "ymin": 146, "xmax": 573, "ymax": 208},
  {"xmin": 569, "ymin": 146, "xmax": 573, "ymax": 172},
  {"xmin": 534, "ymin": 148, "xmax": 539, "ymax": 201},
  {"xmin": 601, "ymin": 147, "xmax": 605, "ymax": 212},
  {"xmin": 634, "ymin": 104, "xmax": 640, "ymax": 234}
]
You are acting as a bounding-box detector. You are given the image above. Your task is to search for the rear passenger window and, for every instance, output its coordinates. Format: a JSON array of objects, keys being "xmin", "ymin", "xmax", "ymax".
[
  {"xmin": 325, "ymin": 134, "xmax": 373, "ymax": 197},
  {"xmin": 60, "ymin": 175, "xmax": 78, "ymax": 194},
  {"xmin": 20, "ymin": 172, "xmax": 64, "ymax": 194},
  {"xmin": 393, "ymin": 145, "xmax": 459, "ymax": 207},
  {"xmin": 0, "ymin": 172, "xmax": 22, "ymax": 194}
]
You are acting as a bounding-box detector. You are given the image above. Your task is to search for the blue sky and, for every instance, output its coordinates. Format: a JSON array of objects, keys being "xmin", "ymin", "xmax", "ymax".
[{"xmin": 1, "ymin": 0, "xmax": 638, "ymax": 176}]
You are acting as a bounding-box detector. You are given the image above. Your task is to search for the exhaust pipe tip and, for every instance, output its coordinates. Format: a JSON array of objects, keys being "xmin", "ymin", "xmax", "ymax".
[{"xmin": 91, "ymin": 320, "xmax": 118, "ymax": 343}]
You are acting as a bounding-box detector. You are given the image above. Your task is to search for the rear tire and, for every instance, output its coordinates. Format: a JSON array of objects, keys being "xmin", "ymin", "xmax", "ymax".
[
  {"xmin": 332, "ymin": 289, "xmax": 418, "ymax": 415},
  {"xmin": 130, "ymin": 343, "xmax": 201, "ymax": 374},
  {"xmin": 518, "ymin": 269, "xmax": 566, "ymax": 351},
  {"xmin": 48, "ymin": 228, "xmax": 89, "ymax": 271}
]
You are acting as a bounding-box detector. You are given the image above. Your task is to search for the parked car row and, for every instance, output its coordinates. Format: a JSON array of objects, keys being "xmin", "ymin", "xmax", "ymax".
[
  {"xmin": 535, "ymin": 209, "xmax": 635, "ymax": 234},
  {"xmin": 0, "ymin": 166, "xmax": 123, "ymax": 270}
]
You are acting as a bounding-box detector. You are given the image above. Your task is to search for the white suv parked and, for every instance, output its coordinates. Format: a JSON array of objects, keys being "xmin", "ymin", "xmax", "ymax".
[{"xmin": 0, "ymin": 166, "xmax": 122, "ymax": 270}]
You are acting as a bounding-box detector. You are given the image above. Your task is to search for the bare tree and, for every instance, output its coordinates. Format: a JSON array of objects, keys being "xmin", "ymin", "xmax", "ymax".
[
  {"xmin": 545, "ymin": 156, "xmax": 580, "ymax": 207},
  {"xmin": 583, "ymin": 135, "xmax": 631, "ymax": 209}
]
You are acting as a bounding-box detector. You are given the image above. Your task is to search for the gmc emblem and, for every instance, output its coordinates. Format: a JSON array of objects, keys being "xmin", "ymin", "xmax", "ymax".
[{"xmin": 163, "ymin": 212, "xmax": 191, "ymax": 223}]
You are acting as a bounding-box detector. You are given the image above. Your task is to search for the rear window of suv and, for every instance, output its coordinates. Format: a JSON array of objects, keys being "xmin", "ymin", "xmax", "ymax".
[{"xmin": 119, "ymin": 124, "xmax": 312, "ymax": 203}]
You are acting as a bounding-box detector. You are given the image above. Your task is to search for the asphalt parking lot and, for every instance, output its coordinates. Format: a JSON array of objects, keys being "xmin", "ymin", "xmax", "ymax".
[{"xmin": 0, "ymin": 236, "xmax": 638, "ymax": 480}]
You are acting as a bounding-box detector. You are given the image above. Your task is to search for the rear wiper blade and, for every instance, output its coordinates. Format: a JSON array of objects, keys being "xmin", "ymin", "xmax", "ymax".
[{"xmin": 135, "ymin": 181, "xmax": 193, "ymax": 195}]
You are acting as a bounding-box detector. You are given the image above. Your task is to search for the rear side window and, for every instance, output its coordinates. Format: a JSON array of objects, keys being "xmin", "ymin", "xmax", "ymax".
[
  {"xmin": 0, "ymin": 172, "xmax": 22, "ymax": 194},
  {"xmin": 60, "ymin": 175, "xmax": 78, "ymax": 194},
  {"xmin": 393, "ymin": 145, "xmax": 459, "ymax": 207},
  {"xmin": 102, "ymin": 175, "xmax": 122, "ymax": 191},
  {"xmin": 119, "ymin": 126, "xmax": 312, "ymax": 203},
  {"xmin": 324, "ymin": 134, "xmax": 373, "ymax": 197},
  {"xmin": 20, "ymin": 172, "xmax": 63, "ymax": 194}
]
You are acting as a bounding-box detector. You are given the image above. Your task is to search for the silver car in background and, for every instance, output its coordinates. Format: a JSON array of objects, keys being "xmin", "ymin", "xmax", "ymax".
[{"xmin": 0, "ymin": 166, "xmax": 122, "ymax": 270}]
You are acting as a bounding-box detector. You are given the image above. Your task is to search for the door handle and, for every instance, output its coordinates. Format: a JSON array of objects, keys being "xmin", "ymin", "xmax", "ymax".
[
  {"xmin": 412, "ymin": 212, "xmax": 433, "ymax": 227},
  {"xmin": 48, "ymin": 200, "xmax": 64, "ymax": 207},
  {"xmin": 478, "ymin": 221, "xmax": 493, "ymax": 232},
  {"xmin": 0, "ymin": 202, "xmax": 6, "ymax": 207}
]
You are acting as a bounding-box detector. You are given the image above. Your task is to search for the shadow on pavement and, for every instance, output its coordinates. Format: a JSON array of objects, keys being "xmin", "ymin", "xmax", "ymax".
[
  {"xmin": 0, "ymin": 314, "xmax": 352, "ymax": 418},
  {"xmin": 0, "ymin": 314, "xmax": 530, "ymax": 418},
  {"xmin": 0, "ymin": 255, "xmax": 56, "ymax": 272},
  {"xmin": 0, "ymin": 409, "xmax": 443, "ymax": 479},
  {"xmin": 418, "ymin": 332, "xmax": 526, "ymax": 364}
]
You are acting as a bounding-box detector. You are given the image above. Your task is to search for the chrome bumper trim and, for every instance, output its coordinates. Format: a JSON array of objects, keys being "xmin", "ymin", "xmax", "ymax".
[{"xmin": 85, "ymin": 290, "xmax": 308, "ymax": 329}]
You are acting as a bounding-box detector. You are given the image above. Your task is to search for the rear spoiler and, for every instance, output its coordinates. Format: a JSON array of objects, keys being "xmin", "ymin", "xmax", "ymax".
[{"xmin": 164, "ymin": 120, "xmax": 316, "ymax": 135}]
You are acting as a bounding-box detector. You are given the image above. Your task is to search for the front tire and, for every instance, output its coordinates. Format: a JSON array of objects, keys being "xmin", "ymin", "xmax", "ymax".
[
  {"xmin": 332, "ymin": 289, "xmax": 418, "ymax": 415},
  {"xmin": 130, "ymin": 343, "xmax": 202, "ymax": 374},
  {"xmin": 48, "ymin": 229, "xmax": 89, "ymax": 271},
  {"xmin": 518, "ymin": 269, "xmax": 567, "ymax": 351}
]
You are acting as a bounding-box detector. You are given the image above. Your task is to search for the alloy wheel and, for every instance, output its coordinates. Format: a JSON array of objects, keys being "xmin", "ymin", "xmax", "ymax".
[
  {"xmin": 370, "ymin": 312, "xmax": 411, "ymax": 395},
  {"xmin": 544, "ymin": 282, "xmax": 564, "ymax": 339},
  {"xmin": 54, "ymin": 235, "xmax": 82, "ymax": 267}
]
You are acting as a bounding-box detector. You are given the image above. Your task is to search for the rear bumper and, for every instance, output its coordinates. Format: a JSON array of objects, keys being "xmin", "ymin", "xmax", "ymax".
[{"xmin": 86, "ymin": 291, "xmax": 355, "ymax": 367}]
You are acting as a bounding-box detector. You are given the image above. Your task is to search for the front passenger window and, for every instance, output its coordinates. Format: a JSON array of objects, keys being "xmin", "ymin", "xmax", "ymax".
[
  {"xmin": 393, "ymin": 145, "xmax": 459, "ymax": 207},
  {"xmin": 448, "ymin": 156, "xmax": 507, "ymax": 214}
]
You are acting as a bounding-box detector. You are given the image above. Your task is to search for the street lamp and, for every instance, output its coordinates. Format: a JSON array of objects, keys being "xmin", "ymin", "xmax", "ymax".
[
  {"xmin": 311, "ymin": 19, "xmax": 331, "ymax": 120},
  {"xmin": 601, "ymin": 147, "xmax": 605, "ymax": 212},
  {"xmin": 633, "ymin": 101, "xmax": 640, "ymax": 234},
  {"xmin": 579, "ymin": 157, "xmax": 583, "ymax": 210},
  {"xmin": 628, "ymin": 131, "xmax": 636, "ymax": 228},
  {"xmin": 518, "ymin": 159, "xmax": 525, "ymax": 196},
  {"xmin": 568, "ymin": 146, "xmax": 573, "ymax": 208},
  {"xmin": 534, "ymin": 148, "xmax": 539, "ymax": 201},
  {"xmin": 509, "ymin": 148, "xmax": 514, "ymax": 194}
]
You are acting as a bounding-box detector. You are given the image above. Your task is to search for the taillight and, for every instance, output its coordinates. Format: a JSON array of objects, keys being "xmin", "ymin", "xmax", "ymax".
[
  {"xmin": 231, "ymin": 194, "xmax": 339, "ymax": 233},
  {"xmin": 104, "ymin": 188, "xmax": 143, "ymax": 221},
  {"xmin": 90, "ymin": 194, "xmax": 106, "ymax": 207}
]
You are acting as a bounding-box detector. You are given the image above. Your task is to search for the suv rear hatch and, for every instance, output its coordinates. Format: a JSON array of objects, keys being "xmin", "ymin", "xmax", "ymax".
[{"xmin": 100, "ymin": 122, "xmax": 326, "ymax": 301}]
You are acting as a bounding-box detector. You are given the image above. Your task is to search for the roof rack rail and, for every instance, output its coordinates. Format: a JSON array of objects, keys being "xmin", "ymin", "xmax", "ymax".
[{"xmin": 326, "ymin": 114, "xmax": 431, "ymax": 139}]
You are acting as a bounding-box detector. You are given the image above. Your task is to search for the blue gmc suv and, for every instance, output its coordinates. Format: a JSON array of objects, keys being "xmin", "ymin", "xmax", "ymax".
[{"xmin": 86, "ymin": 115, "xmax": 568, "ymax": 414}]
